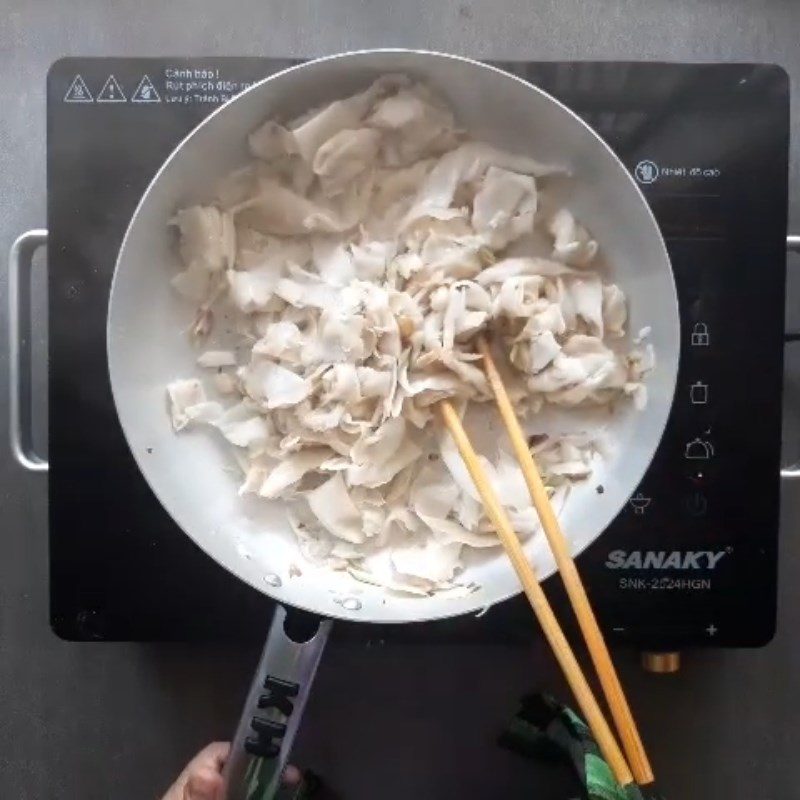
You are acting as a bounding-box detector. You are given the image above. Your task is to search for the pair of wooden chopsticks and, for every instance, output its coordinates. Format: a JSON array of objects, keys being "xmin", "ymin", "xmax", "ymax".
[{"xmin": 438, "ymin": 336, "xmax": 653, "ymax": 790}]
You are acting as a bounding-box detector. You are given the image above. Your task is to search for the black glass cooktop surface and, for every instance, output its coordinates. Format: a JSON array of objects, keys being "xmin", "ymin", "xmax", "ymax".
[{"xmin": 47, "ymin": 58, "xmax": 788, "ymax": 646}]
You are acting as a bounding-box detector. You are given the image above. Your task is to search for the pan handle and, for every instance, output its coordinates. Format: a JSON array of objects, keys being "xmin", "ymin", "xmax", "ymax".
[
  {"xmin": 222, "ymin": 606, "xmax": 332, "ymax": 800},
  {"xmin": 784, "ymin": 234, "xmax": 800, "ymax": 479},
  {"xmin": 8, "ymin": 229, "xmax": 49, "ymax": 472}
]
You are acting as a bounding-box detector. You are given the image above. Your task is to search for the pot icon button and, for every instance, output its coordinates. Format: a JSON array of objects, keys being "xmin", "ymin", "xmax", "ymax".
[
  {"xmin": 690, "ymin": 381, "xmax": 709, "ymax": 405},
  {"xmin": 629, "ymin": 492, "xmax": 652, "ymax": 515}
]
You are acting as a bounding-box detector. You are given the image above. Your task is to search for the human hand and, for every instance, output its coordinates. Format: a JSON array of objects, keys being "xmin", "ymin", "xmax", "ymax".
[
  {"xmin": 161, "ymin": 742, "xmax": 229, "ymax": 800},
  {"xmin": 160, "ymin": 742, "xmax": 303, "ymax": 800}
]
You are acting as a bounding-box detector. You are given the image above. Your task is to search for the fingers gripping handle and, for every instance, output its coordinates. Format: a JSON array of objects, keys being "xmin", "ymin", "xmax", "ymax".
[{"xmin": 222, "ymin": 607, "xmax": 331, "ymax": 800}]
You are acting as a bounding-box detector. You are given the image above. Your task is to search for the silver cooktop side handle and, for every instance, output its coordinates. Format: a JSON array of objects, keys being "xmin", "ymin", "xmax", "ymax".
[
  {"xmin": 9, "ymin": 229, "xmax": 49, "ymax": 472},
  {"xmin": 783, "ymin": 234, "xmax": 800, "ymax": 479}
]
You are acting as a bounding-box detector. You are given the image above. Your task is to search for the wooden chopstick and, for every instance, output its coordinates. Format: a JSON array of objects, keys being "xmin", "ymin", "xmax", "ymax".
[
  {"xmin": 476, "ymin": 336, "xmax": 654, "ymax": 787},
  {"xmin": 437, "ymin": 400, "xmax": 634, "ymax": 788}
]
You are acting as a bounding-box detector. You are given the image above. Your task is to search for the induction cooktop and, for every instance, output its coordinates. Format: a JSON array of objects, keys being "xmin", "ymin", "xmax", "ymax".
[{"xmin": 45, "ymin": 58, "xmax": 789, "ymax": 648}]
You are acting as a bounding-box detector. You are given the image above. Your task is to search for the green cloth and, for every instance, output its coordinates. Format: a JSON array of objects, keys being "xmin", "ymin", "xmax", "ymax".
[{"xmin": 499, "ymin": 693, "xmax": 661, "ymax": 800}]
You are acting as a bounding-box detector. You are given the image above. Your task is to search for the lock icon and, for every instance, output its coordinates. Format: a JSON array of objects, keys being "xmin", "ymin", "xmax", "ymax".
[{"xmin": 691, "ymin": 323, "xmax": 710, "ymax": 346}]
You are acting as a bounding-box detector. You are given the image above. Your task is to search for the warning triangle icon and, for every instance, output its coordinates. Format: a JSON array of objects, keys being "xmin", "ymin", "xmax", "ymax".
[
  {"xmin": 64, "ymin": 74, "xmax": 93, "ymax": 103},
  {"xmin": 97, "ymin": 75, "xmax": 126, "ymax": 103},
  {"xmin": 131, "ymin": 75, "xmax": 161, "ymax": 104}
]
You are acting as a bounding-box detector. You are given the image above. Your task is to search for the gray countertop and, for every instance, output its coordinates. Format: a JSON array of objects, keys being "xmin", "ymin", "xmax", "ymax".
[{"xmin": 2, "ymin": 2, "xmax": 800, "ymax": 798}]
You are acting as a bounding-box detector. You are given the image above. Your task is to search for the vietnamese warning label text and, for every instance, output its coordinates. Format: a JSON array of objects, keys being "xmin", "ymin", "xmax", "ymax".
[{"xmin": 163, "ymin": 65, "xmax": 256, "ymax": 105}]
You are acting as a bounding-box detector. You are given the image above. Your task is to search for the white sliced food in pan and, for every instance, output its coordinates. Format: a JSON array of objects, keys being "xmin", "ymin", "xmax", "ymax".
[
  {"xmin": 165, "ymin": 75, "xmax": 653, "ymax": 594},
  {"xmin": 197, "ymin": 350, "xmax": 237, "ymax": 368}
]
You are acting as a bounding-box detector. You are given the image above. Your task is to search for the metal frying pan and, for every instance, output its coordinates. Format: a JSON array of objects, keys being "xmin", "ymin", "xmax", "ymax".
[{"xmin": 107, "ymin": 50, "xmax": 679, "ymax": 798}]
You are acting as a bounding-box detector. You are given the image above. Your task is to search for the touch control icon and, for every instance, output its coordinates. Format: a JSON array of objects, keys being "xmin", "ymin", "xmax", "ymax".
[
  {"xmin": 685, "ymin": 438, "xmax": 714, "ymax": 460},
  {"xmin": 690, "ymin": 381, "xmax": 709, "ymax": 405},
  {"xmin": 691, "ymin": 323, "xmax": 710, "ymax": 346},
  {"xmin": 684, "ymin": 491, "xmax": 708, "ymax": 516},
  {"xmin": 629, "ymin": 492, "xmax": 652, "ymax": 515},
  {"xmin": 635, "ymin": 160, "xmax": 659, "ymax": 184}
]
